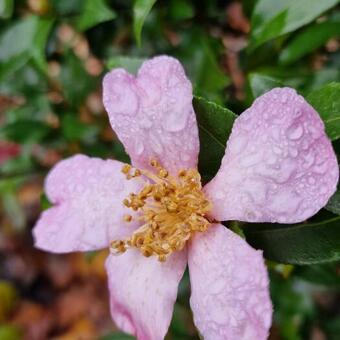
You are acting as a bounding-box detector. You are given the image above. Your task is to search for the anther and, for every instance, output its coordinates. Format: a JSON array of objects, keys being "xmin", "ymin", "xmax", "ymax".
[
  {"xmin": 122, "ymin": 164, "xmax": 131, "ymax": 174},
  {"xmin": 123, "ymin": 214, "xmax": 132, "ymax": 222}
]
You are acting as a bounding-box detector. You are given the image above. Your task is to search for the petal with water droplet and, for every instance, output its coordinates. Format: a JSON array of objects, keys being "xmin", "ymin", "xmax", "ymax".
[
  {"xmin": 205, "ymin": 87, "xmax": 338, "ymax": 223},
  {"xmin": 33, "ymin": 155, "xmax": 142, "ymax": 252},
  {"xmin": 103, "ymin": 56, "xmax": 199, "ymax": 175},
  {"xmin": 188, "ymin": 224, "xmax": 272, "ymax": 340}
]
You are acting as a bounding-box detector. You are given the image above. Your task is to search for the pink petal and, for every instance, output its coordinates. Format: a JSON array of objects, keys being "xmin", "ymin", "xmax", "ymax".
[
  {"xmin": 106, "ymin": 250, "xmax": 187, "ymax": 340},
  {"xmin": 188, "ymin": 224, "xmax": 272, "ymax": 340},
  {"xmin": 205, "ymin": 87, "xmax": 339, "ymax": 223},
  {"xmin": 103, "ymin": 56, "xmax": 199, "ymax": 175},
  {"xmin": 33, "ymin": 154, "xmax": 142, "ymax": 253}
]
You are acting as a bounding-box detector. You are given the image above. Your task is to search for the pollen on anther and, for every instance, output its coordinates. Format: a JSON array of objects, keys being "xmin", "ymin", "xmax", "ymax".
[
  {"xmin": 112, "ymin": 160, "xmax": 212, "ymax": 262},
  {"xmin": 123, "ymin": 214, "xmax": 132, "ymax": 222}
]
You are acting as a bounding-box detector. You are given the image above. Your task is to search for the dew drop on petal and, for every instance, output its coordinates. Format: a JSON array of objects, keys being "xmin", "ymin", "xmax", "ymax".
[
  {"xmin": 287, "ymin": 124, "xmax": 304, "ymax": 140},
  {"xmin": 162, "ymin": 109, "xmax": 189, "ymax": 132}
]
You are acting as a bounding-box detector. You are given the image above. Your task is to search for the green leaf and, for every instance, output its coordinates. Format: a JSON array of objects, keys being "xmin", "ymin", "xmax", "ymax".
[
  {"xmin": 100, "ymin": 332, "xmax": 135, "ymax": 340},
  {"xmin": 175, "ymin": 30, "xmax": 230, "ymax": 102},
  {"xmin": 50, "ymin": 0, "xmax": 82, "ymax": 15},
  {"xmin": 0, "ymin": 16, "xmax": 37, "ymax": 62},
  {"xmin": 32, "ymin": 18, "xmax": 54, "ymax": 73},
  {"xmin": 280, "ymin": 20, "xmax": 340, "ymax": 65},
  {"xmin": 77, "ymin": 0, "xmax": 116, "ymax": 31},
  {"xmin": 0, "ymin": 0, "xmax": 13, "ymax": 19},
  {"xmin": 169, "ymin": 0, "xmax": 194, "ymax": 21},
  {"xmin": 133, "ymin": 0, "xmax": 157, "ymax": 46},
  {"xmin": 325, "ymin": 189, "xmax": 340, "ymax": 215},
  {"xmin": 307, "ymin": 82, "xmax": 340, "ymax": 140},
  {"xmin": 248, "ymin": 73, "xmax": 283, "ymax": 98},
  {"xmin": 193, "ymin": 96, "xmax": 236, "ymax": 182},
  {"xmin": 60, "ymin": 51, "xmax": 96, "ymax": 106},
  {"xmin": 106, "ymin": 56, "xmax": 145, "ymax": 74},
  {"xmin": 243, "ymin": 217, "xmax": 340, "ymax": 264},
  {"xmin": 0, "ymin": 16, "xmax": 53, "ymax": 79},
  {"xmin": 296, "ymin": 262, "xmax": 340, "ymax": 287},
  {"xmin": 61, "ymin": 114, "xmax": 99, "ymax": 142},
  {"xmin": 250, "ymin": 0, "xmax": 340, "ymax": 48},
  {"xmin": 40, "ymin": 193, "xmax": 52, "ymax": 211},
  {"xmin": 0, "ymin": 120, "xmax": 52, "ymax": 143}
]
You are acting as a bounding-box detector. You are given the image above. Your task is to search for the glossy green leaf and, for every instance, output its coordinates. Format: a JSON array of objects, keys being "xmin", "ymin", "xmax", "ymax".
[
  {"xmin": 250, "ymin": 0, "xmax": 339, "ymax": 48},
  {"xmin": 77, "ymin": 0, "xmax": 116, "ymax": 31},
  {"xmin": 176, "ymin": 30, "xmax": 230, "ymax": 102},
  {"xmin": 325, "ymin": 189, "xmax": 340, "ymax": 215},
  {"xmin": 40, "ymin": 193, "xmax": 52, "ymax": 211},
  {"xmin": 61, "ymin": 114, "xmax": 99, "ymax": 142},
  {"xmin": 31, "ymin": 18, "xmax": 54, "ymax": 73},
  {"xmin": 50, "ymin": 0, "xmax": 82, "ymax": 15},
  {"xmin": 60, "ymin": 51, "xmax": 96, "ymax": 106},
  {"xmin": 133, "ymin": 0, "xmax": 157, "ymax": 46},
  {"xmin": 307, "ymin": 82, "xmax": 340, "ymax": 140},
  {"xmin": 280, "ymin": 20, "xmax": 340, "ymax": 65},
  {"xmin": 0, "ymin": 0, "xmax": 13, "ymax": 19},
  {"xmin": 296, "ymin": 262, "xmax": 340, "ymax": 287},
  {"xmin": 106, "ymin": 56, "xmax": 145, "ymax": 74},
  {"xmin": 0, "ymin": 16, "xmax": 37, "ymax": 62},
  {"xmin": 169, "ymin": 0, "xmax": 194, "ymax": 20},
  {"xmin": 193, "ymin": 96, "xmax": 236, "ymax": 182},
  {"xmin": 0, "ymin": 16, "xmax": 53, "ymax": 79},
  {"xmin": 0, "ymin": 120, "xmax": 52, "ymax": 143},
  {"xmin": 243, "ymin": 217, "xmax": 340, "ymax": 264},
  {"xmin": 248, "ymin": 73, "xmax": 283, "ymax": 98}
]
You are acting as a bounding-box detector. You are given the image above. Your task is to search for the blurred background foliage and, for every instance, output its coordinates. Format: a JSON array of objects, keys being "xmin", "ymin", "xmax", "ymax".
[{"xmin": 0, "ymin": 0, "xmax": 340, "ymax": 339}]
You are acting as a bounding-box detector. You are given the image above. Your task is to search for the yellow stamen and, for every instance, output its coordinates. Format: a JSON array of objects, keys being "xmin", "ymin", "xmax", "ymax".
[{"xmin": 111, "ymin": 160, "xmax": 212, "ymax": 262}]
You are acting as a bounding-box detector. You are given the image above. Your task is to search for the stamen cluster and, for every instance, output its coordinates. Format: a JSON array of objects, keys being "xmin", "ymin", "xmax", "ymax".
[{"xmin": 111, "ymin": 160, "xmax": 212, "ymax": 262}]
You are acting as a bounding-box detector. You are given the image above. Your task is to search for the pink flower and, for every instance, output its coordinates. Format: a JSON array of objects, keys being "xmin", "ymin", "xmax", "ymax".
[{"xmin": 33, "ymin": 56, "xmax": 338, "ymax": 340}]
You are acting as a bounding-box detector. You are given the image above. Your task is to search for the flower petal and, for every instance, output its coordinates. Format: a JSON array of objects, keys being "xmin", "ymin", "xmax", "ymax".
[
  {"xmin": 106, "ymin": 250, "xmax": 187, "ymax": 340},
  {"xmin": 103, "ymin": 56, "xmax": 199, "ymax": 175},
  {"xmin": 205, "ymin": 88, "xmax": 338, "ymax": 223},
  {"xmin": 33, "ymin": 154, "xmax": 142, "ymax": 253},
  {"xmin": 188, "ymin": 224, "xmax": 272, "ymax": 340}
]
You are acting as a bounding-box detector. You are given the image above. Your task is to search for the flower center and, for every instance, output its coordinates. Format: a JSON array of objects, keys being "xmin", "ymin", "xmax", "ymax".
[{"xmin": 111, "ymin": 160, "xmax": 212, "ymax": 262}]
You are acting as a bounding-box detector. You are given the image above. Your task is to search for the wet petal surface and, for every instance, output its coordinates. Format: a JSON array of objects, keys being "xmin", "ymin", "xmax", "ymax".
[
  {"xmin": 33, "ymin": 154, "xmax": 142, "ymax": 252},
  {"xmin": 106, "ymin": 250, "xmax": 186, "ymax": 340},
  {"xmin": 103, "ymin": 56, "xmax": 199, "ymax": 175},
  {"xmin": 188, "ymin": 224, "xmax": 272, "ymax": 340},
  {"xmin": 205, "ymin": 88, "xmax": 338, "ymax": 223}
]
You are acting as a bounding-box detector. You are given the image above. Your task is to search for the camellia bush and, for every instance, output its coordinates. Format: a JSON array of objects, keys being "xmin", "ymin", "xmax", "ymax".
[{"xmin": 0, "ymin": 1, "xmax": 340, "ymax": 339}]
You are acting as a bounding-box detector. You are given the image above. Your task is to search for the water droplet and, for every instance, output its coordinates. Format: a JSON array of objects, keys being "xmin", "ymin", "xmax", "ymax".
[
  {"xmin": 150, "ymin": 139, "xmax": 163, "ymax": 154},
  {"xmin": 308, "ymin": 177, "xmax": 316, "ymax": 185},
  {"xmin": 303, "ymin": 152, "xmax": 315, "ymax": 168},
  {"xmin": 293, "ymin": 108, "xmax": 301, "ymax": 117},
  {"xmin": 287, "ymin": 124, "xmax": 304, "ymax": 140},
  {"xmin": 134, "ymin": 140, "xmax": 145, "ymax": 155},
  {"xmin": 307, "ymin": 123, "xmax": 322, "ymax": 139},
  {"xmin": 313, "ymin": 161, "xmax": 328, "ymax": 174},
  {"xmin": 280, "ymin": 94, "xmax": 288, "ymax": 103},
  {"xmin": 265, "ymin": 154, "xmax": 277, "ymax": 165},
  {"xmin": 273, "ymin": 145, "xmax": 282, "ymax": 155},
  {"xmin": 215, "ymin": 191, "xmax": 224, "ymax": 199},
  {"xmin": 289, "ymin": 147, "xmax": 298, "ymax": 158},
  {"xmin": 229, "ymin": 134, "xmax": 247, "ymax": 154},
  {"xmin": 180, "ymin": 152, "xmax": 190, "ymax": 162},
  {"xmin": 162, "ymin": 108, "xmax": 189, "ymax": 132},
  {"xmin": 239, "ymin": 152, "xmax": 262, "ymax": 167}
]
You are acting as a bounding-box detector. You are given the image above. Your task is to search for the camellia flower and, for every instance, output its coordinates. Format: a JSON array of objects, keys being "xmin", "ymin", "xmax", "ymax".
[{"xmin": 33, "ymin": 56, "xmax": 338, "ymax": 340}]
